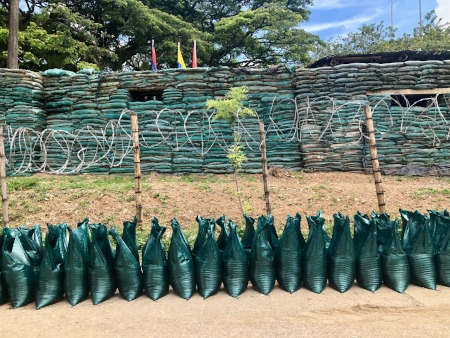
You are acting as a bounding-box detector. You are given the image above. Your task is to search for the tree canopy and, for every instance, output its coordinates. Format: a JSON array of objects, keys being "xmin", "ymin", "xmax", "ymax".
[{"xmin": 0, "ymin": 0, "xmax": 320, "ymax": 71}]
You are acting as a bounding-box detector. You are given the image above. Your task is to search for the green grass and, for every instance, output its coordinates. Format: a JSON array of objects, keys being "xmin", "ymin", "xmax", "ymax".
[{"xmin": 410, "ymin": 187, "xmax": 450, "ymax": 199}]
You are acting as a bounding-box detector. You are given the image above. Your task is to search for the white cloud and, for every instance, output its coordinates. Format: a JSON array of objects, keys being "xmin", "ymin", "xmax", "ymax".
[
  {"xmin": 312, "ymin": 0, "xmax": 369, "ymax": 10},
  {"xmin": 436, "ymin": 0, "xmax": 450, "ymax": 23},
  {"xmin": 304, "ymin": 10, "xmax": 383, "ymax": 33}
]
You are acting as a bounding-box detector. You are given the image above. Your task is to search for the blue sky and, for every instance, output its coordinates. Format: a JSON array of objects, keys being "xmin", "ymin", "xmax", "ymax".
[{"xmin": 303, "ymin": 0, "xmax": 450, "ymax": 41}]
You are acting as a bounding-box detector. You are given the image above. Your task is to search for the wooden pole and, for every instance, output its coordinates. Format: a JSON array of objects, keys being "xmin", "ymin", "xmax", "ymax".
[
  {"xmin": 7, "ymin": 0, "xmax": 19, "ymax": 69},
  {"xmin": 0, "ymin": 127, "xmax": 9, "ymax": 227},
  {"xmin": 364, "ymin": 105, "xmax": 386, "ymax": 214},
  {"xmin": 130, "ymin": 111, "xmax": 143, "ymax": 227},
  {"xmin": 259, "ymin": 122, "xmax": 271, "ymax": 215}
]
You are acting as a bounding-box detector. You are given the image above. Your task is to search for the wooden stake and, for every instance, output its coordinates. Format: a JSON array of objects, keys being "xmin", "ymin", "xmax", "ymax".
[
  {"xmin": 0, "ymin": 127, "xmax": 9, "ymax": 227},
  {"xmin": 130, "ymin": 111, "xmax": 143, "ymax": 227},
  {"xmin": 364, "ymin": 105, "xmax": 386, "ymax": 214},
  {"xmin": 259, "ymin": 122, "xmax": 271, "ymax": 215}
]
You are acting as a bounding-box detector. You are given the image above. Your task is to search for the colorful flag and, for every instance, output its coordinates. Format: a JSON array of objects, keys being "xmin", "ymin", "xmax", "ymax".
[
  {"xmin": 151, "ymin": 40, "xmax": 157, "ymax": 71},
  {"xmin": 192, "ymin": 40, "xmax": 198, "ymax": 68},
  {"xmin": 177, "ymin": 42, "xmax": 186, "ymax": 69}
]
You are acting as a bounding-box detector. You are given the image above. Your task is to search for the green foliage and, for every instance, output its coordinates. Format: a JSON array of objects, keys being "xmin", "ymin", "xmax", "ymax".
[
  {"xmin": 207, "ymin": 86, "xmax": 255, "ymax": 125},
  {"xmin": 226, "ymin": 140, "xmax": 247, "ymax": 173},
  {"xmin": 312, "ymin": 11, "xmax": 450, "ymax": 61}
]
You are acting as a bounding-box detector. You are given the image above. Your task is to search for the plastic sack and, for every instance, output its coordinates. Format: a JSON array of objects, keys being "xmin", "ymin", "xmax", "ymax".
[
  {"xmin": 2, "ymin": 228, "xmax": 37, "ymax": 308},
  {"xmin": 276, "ymin": 213, "xmax": 304, "ymax": 293},
  {"xmin": 353, "ymin": 212, "xmax": 382, "ymax": 292},
  {"xmin": 36, "ymin": 223, "xmax": 67, "ymax": 309},
  {"xmin": 18, "ymin": 224, "xmax": 43, "ymax": 270},
  {"xmin": 216, "ymin": 214, "xmax": 229, "ymax": 252},
  {"xmin": 109, "ymin": 221, "xmax": 143, "ymax": 301},
  {"xmin": 64, "ymin": 220, "xmax": 89, "ymax": 306},
  {"xmin": 0, "ymin": 233, "xmax": 6, "ymax": 305},
  {"xmin": 400, "ymin": 209, "xmax": 436, "ymax": 290},
  {"xmin": 303, "ymin": 210, "xmax": 329, "ymax": 294},
  {"xmin": 195, "ymin": 221, "xmax": 222, "ymax": 299},
  {"xmin": 88, "ymin": 223, "xmax": 116, "ymax": 305},
  {"xmin": 428, "ymin": 209, "xmax": 450, "ymax": 286},
  {"xmin": 374, "ymin": 213, "xmax": 410, "ymax": 293},
  {"xmin": 168, "ymin": 218, "xmax": 195, "ymax": 300},
  {"xmin": 222, "ymin": 219, "xmax": 248, "ymax": 297},
  {"xmin": 328, "ymin": 212, "xmax": 355, "ymax": 293},
  {"xmin": 142, "ymin": 217, "xmax": 169, "ymax": 301},
  {"xmin": 250, "ymin": 215, "xmax": 276, "ymax": 295}
]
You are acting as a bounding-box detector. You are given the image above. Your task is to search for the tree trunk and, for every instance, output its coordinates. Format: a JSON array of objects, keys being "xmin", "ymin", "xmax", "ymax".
[{"xmin": 7, "ymin": 0, "xmax": 19, "ymax": 69}]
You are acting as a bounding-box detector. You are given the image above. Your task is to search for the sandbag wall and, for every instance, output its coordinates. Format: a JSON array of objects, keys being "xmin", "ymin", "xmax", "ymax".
[
  {"xmin": 293, "ymin": 60, "xmax": 450, "ymax": 174},
  {"xmin": 0, "ymin": 59, "xmax": 450, "ymax": 175}
]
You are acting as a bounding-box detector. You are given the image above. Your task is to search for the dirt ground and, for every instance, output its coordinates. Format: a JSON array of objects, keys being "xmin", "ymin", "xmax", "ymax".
[{"xmin": 2, "ymin": 171, "xmax": 450, "ymax": 337}]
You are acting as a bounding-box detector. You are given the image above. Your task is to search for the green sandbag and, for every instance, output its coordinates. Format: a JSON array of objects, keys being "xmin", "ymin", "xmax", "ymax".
[
  {"xmin": 222, "ymin": 219, "xmax": 248, "ymax": 297},
  {"xmin": 0, "ymin": 233, "xmax": 6, "ymax": 305},
  {"xmin": 276, "ymin": 213, "xmax": 304, "ymax": 293},
  {"xmin": 2, "ymin": 228, "xmax": 37, "ymax": 308},
  {"xmin": 142, "ymin": 217, "xmax": 169, "ymax": 301},
  {"xmin": 88, "ymin": 223, "xmax": 116, "ymax": 305},
  {"xmin": 303, "ymin": 210, "xmax": 329, "ymax": 294},
  {"xmin": 36, "ymin": 223, "xmax": 66, "ymax": 309},
  {"xmin": 264, "ymin": 213, "xmax": 279, "ymax": 250},
  {"xmin": 195, "ymin": 222, "xmax": 222, "ymax": 299},
  {"xmin": 18, "ymin": 224, "xmax": 43, "ymax": 271},
  {"xmin": 428, "ymin": 210, "xmax": 450, "ymax": 286},
  {"xmin": 250, "ymin": 215, "xmax": 276, "ymax": 295},
  {"xmin": 328, "ymin": 212, "xmax": 355, "ymax": 293},
  {"xmin": 109, "ymin": 225, "xmax": 143, "ymax": 301},
  {"xmin": 353, "ymin": 212, "xmax": 381, "ymax": 292},
  {"xmin": 374, "ymin": 213, "xmax": 410, "ymax": 293},
  {"xmin": 168, "ymin": 218, "xmax": 196, "ymax": 300},
  {"xmin": 400, "ymin": 209, "xmax": 436, "ymax": 290},
  {"xmin": 241, "ymin": 213, "xmax": 256, "ymax": 267},
  {"xmin": 216, "ymin": 214, "xmax": 229, "ymax": 252},
  {"xmin": 64, "ymin": 220, "xmax": 89, "ymax": 306}
]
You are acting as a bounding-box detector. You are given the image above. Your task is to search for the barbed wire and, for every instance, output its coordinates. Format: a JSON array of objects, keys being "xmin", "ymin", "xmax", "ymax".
[{"xmin": 3, "ymin": 95, "xmax": 449, "ymax": 174}]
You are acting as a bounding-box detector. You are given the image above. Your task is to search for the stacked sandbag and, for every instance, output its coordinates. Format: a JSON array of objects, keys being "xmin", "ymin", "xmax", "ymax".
[
  {"xmin": 400, "ymin": 209, "xmax": 436, "ymax": 290},
  {"xmin": 428, "ymin": 209, "xmax": 450, "ymax": 286},
  {"xmin": 195, "ymin": 221, "xmax": 222, "ymax": 299},
  {"xmin": 2, "ymin": 227, "xmax": 37, "ymax": 308},
  {"xmin": 109, "ymin": 217, "xmax": 143, "ymax": 301},
  {"xmin": 250, "ymin": 215, "xmax": 277, "ymax": 295},
  {"xmin": 142, "ymin": 217, "xmax": 169, "ymax": 301},
  {"xmin": 353, "ymin": 212, "xmax": 382, "ymax": 292},
  {"xmin": 374, "ymin": 213, "xmax": 410, "ymax": 293},
  {"xmin": 88, "ymin": 222, "xmax": 116, "ymax": 305},
  {"xmin": 222, "ymin": 219, "xmax": 248, "ymax": 297},
  {"xmin": 36, "ymin": 223, "xmax": 67, "ymax": 309},
  {"xmin": 276, "ymin": 213, "xmax": 305, "ymax": 293},
  {"xmin": 303, "ymin": 210, "xmax": 329, "ymax": 293},
  {"xmin": 168, "ymin": 218, "xmax": 196, "ymax": 300},
  {"xmin": 64, "ymin": 219, "xmax": 90, "ymax": 306},
  {"xmin": 328, "ymin": 212, "xmax": 355, "ymax": 293},
  {"xmin": 17, "ymin": 224, "xmax": 43, "ymax": 271}
]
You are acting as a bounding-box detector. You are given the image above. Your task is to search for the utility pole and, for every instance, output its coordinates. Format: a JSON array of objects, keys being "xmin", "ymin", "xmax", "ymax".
[
  {"xmin": 7, "ymin": 0, "xmax": 19, "ymax": 69},
  {"xmin": 419, "ymin": 0, "xmax": 423, "ymax": 33},
  {"xmin": 391, "ymin": 0, "xmax": 394, "ymax": 28}
]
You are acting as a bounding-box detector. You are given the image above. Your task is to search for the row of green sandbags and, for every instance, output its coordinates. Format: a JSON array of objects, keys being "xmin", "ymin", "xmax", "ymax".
[{"xmin": 1, "ymin": 208, "xmax": 449, "ymax": 309}]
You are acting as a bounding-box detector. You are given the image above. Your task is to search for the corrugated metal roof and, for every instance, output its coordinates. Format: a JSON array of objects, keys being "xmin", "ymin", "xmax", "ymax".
[{"xmin": 308, "ymin": 50, "xmax": 450, "ymax": 68}]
